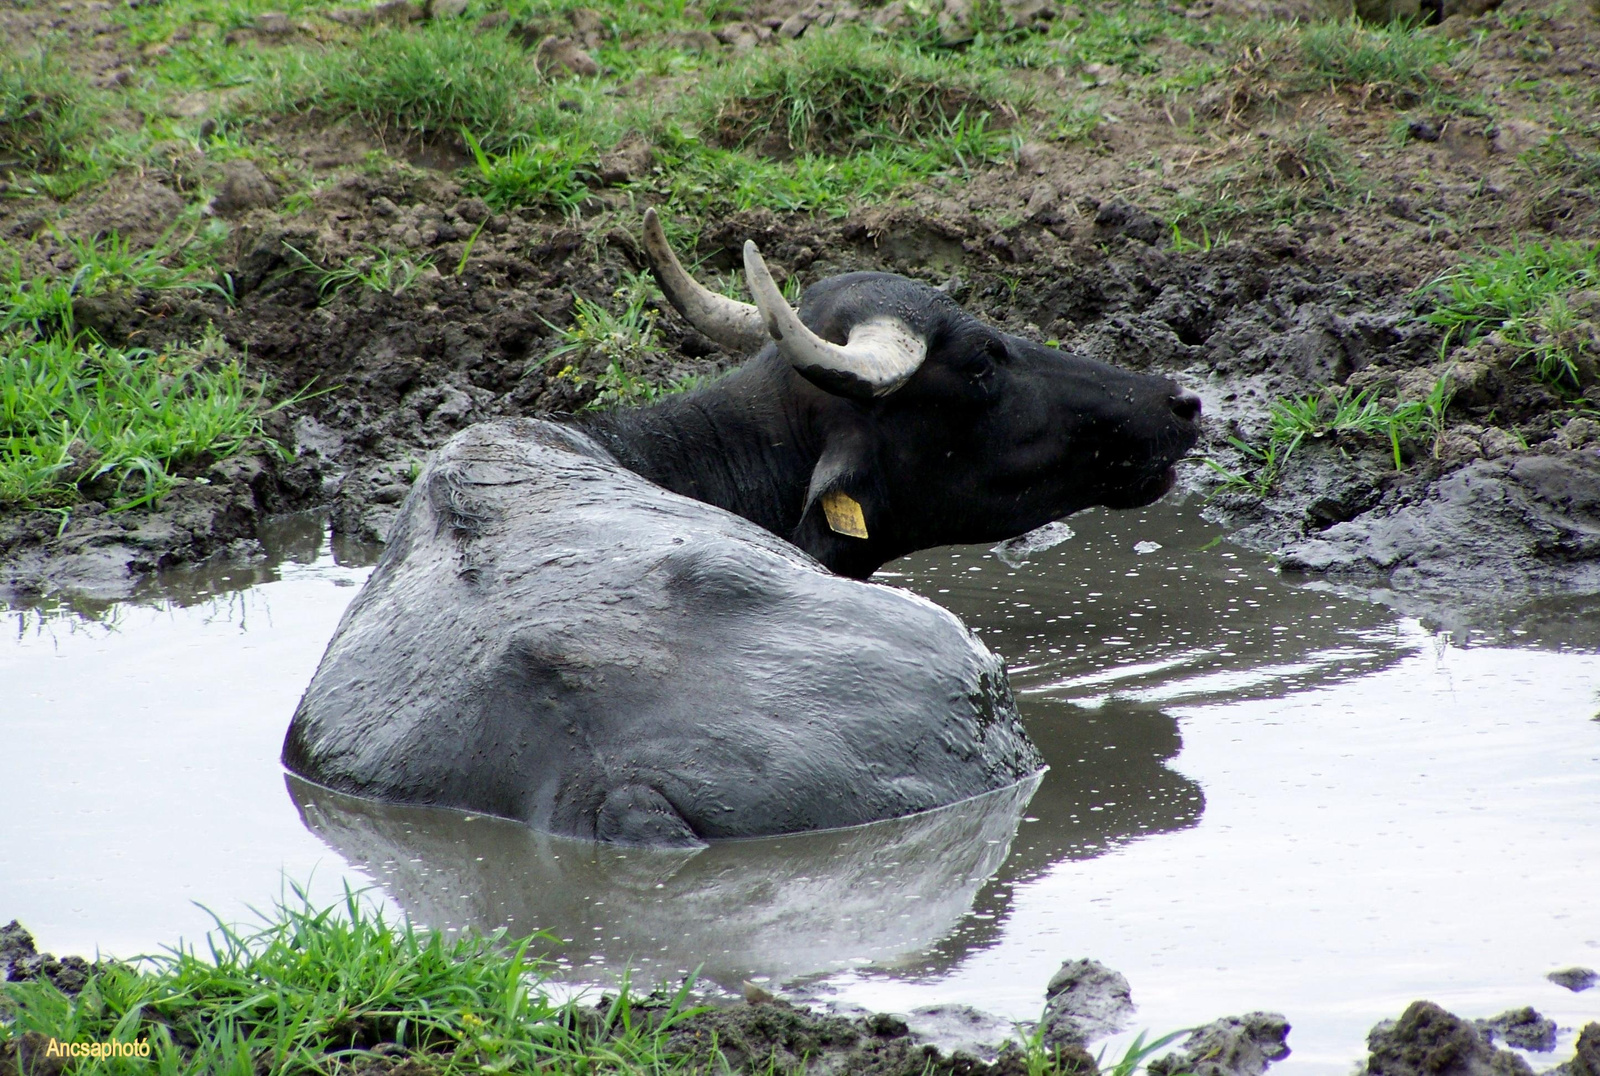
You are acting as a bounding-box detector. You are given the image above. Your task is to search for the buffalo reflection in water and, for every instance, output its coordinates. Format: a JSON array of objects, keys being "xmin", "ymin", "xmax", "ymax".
[
  {"xmin": 287, "ymin": 690, "xmax": 1211, "ymax": 991},
  {"xmin": 289, "ymin": 772, "xmax": 1042, "ymax": 989}
]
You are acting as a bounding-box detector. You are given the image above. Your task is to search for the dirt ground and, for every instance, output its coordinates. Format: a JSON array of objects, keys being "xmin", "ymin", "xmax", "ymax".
[{"xmin": 2, "ymin": 0, "xmax": 1598, "ymax": 622}]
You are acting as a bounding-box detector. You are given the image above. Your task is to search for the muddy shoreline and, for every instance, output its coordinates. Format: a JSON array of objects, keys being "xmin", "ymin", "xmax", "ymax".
[
  {"xmin": 4, "ymin": 0, "xmax": 1599, "ymax": 611},
  {"xmin": 4, "ymin": 921, "xmax": 1597, "ymax": 1076},
  {"xmin": 3, "ymin": 192, "xmax": 1597, "ymax": 614}
]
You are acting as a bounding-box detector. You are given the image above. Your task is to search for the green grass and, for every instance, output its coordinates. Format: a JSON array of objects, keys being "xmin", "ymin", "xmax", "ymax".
[
  {"xmin": 1050, "ymin": 4, "xmax": 1173, "ymax": 75},
  {"xmin": 114, "ymin": 0, "xmax": 365, "ymax": 48},
  {"xmin": 463, "ymin": 128, "xmax": 594, "ymax": 212},
  {"xmin": 0, "ymin": 886, "xmax": 705, "ymax": 1075},
  {"xmin": 1270, "ymin": 376, "xmax": 1454, "ymax": 470},
  {"xmin": 1170, "ymin": 126, "xmax": 1367, "ymax": 230},
  {"xmin": 0, "ymin": 886, "xmax": 1187, "ymax": 1076},
  {"xmin": 1006, "ymin": 1024, "xmax": 1193, "ymax": 1076},
  {"xmin": 1207, "ymin": 376, "xmax": 1455, "ymax": 494},
  {"xmin": 1299, "ymin": 20, "xmax": 1465, "ymax": 104},
  {"xmin": 1266, "ymin": 127, "xmax": 1361, "ymax": 199},
  {"xmin": 276, "ymin": 22, "xmax": 548, "ymax": 152},
  {"xmin": 616, "ymin": 29, "xmax": 1035, "ymax": 216},
  {"xmin": 1519, "ymin": 134, "xmax": 1600, "ymax": 192},
  {"xmin": 699, "ymin": 32, "xmax": 1028, "ymax": 158},
  {"xmin": 0, "ymin": 46, "xmax": 96, "ymax": 172},
  {"xmin": 230, "ymin": 18, "xmax": 1033, "ymax": 218},
  {"xmin": 1101, "ymin": 1030, "xmax": 1195, "ymax": 1076},
  {"xmin": 280, "ymin": 241, "xmax": 436, "ymax": 301},
  {"xmin": 0, "ymin": 233, "xmax": 285, "ymax": 510},
  {"xmin": 649, "ymin": 124, "xmax": 999, "ymax": 216},
  {"xmin": 542, "ymin": 275, "xmax": 705, "ymax": 410},
  {"xmin": 1422, "ymin": 240, "xmax": 1600, "ymax": 390},
  {"xmin": 0, "ymin": 42, "xmax": 142, "ymax": 198},
  {"xmin": 0, "ymin": 328, "xmax": 281, "ymax": 510}
]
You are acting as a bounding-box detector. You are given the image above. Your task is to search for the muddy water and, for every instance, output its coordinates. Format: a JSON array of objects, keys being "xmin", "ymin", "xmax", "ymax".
[
  {"xmin": 4, "ymin": 504, "xmax": 1599, "ymax": 1074},
  {"xmin": 0, "ymin": 514, "xmax": 381, "ymax": 956}
]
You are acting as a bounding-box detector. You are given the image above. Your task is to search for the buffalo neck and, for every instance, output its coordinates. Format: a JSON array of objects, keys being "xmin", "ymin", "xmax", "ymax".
[{"xmin": 573, "ymin": 360, "xmax": 825, "ymax": 544}]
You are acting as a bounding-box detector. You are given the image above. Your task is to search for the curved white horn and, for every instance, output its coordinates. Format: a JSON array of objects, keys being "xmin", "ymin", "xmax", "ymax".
[
  {"xmin": 743, "ymin": 241, "xmax": 927, "ymax": 399},
  {"xmin": 641, "ymin": 209, "xmax": 766, "ymax": 353}
]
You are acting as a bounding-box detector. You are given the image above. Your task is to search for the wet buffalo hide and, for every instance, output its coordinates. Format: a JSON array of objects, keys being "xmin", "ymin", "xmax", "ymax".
[{"xmin": 284, "ymin": 418, "xmax": 1042, "ymax": 845}]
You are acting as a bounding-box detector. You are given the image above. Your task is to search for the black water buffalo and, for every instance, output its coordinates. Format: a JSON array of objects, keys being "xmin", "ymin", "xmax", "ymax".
[
  {"xmin": 587, "ymin": 212, "xmax": 1203, "ymax": 580},
  {"xmin": 282, "ymin": 212, "xmax": 1200, "ymax": 845}
]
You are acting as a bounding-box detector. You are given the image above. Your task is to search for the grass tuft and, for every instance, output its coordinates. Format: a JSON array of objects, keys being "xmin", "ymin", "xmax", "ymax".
[
  {"xmin": 281, "ymin": 241, "xmax": 436, "ymax": 301},
  {"xmin": 651, "ymin": 127, "xmax": 994, "ymax": 216},
  {"xmin": 542, "ymin": 274, "xmax": 707, "ymax": 411},
  {"xmin": 0, "ymin": 885, "xmax": 706, "ymax": 1074},
  {"xmin": 636, "ymin": 31, "xmax": 1031, "ymax": 216},
  {"xmin": 0, "ymin": 46, "xmax": 94, "ymax": 171},
  {"xmin": 463, "ymin": 127, "xmax": 594, "ymax": 212},
  {"xmin": 284, "ymin": 23, "xmax": 545, "ymax": 152},
  {"xmin": 1298, "ymin": 21, "xmax": 1461, "ymax": 106},
  {"xmin": 0, "ymin": 326, "xmax": 285, "ymax": 511},
  {"xmin": 0, "ymin": 233, "xmax": 283, "ymax": 510},
  {"xmin": 1422, "ymin": 240, "xmax": 1600, "ymax": 390},
  {"xmin": 1518, "ymin": 134, "xmax": 1600, "ymax": 192},
  {"xmin": 1171, "ymin": 126, "xmax": 1365, "ymax": 230},
  {"xmin": 701, "ymin": 32, "xmax": 1024, "ymax": 157},
  {"xmin": 1206, "ymin": 376, "xmax": 1455, "ymax": 494}
]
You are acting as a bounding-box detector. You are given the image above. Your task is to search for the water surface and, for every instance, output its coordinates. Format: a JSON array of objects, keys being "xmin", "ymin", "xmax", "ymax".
[{"xmin": 3, "ymin": 503, "xmax": 1597, "ymax": 1074}]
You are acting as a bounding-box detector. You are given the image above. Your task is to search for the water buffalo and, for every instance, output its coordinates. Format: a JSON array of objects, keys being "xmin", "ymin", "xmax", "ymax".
[
  {"xmin": 589, "ymin": 212, "xmax": 1203, "ymax": 580},
  {"xmin": 282, "ymin": 212, "xmax": 1200, "ymax": 846}
]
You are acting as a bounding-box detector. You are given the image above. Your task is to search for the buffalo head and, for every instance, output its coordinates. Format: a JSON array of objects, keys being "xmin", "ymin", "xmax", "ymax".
[{"xmin": 588, "ymin": 211, "xmax": 1202, "ymax": 579}]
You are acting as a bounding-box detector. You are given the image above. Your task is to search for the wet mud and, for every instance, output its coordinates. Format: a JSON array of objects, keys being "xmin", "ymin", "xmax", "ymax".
[
  {"xmin": 1366, "ymin": 1002, "xmax": 1536, "ymax": 1076},
  {"xmin": 7, "ymin": 180, "xmax": 1596, "ymax": 615},
  {"xmin": 1147, "ymin": 1014, "xmax": 1293, "ymax": 1076}
]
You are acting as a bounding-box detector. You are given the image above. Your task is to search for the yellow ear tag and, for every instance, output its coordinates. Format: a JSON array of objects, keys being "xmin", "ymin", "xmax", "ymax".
[{"xmin": 821, "ymin": 490, "xmax": 869, "ymax": 539}]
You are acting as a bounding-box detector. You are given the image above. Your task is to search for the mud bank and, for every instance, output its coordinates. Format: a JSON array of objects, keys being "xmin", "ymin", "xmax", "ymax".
[
  {"xmin": 5, "ymin": 922, "xmax": 1598, "ymax": 1076},
  {"xmin": 4, "ymin": 188, "xmax": 1597, "ymax": 609}
]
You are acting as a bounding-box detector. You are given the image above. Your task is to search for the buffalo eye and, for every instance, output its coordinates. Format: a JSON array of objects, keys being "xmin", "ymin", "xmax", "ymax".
[{"xmin": 960, "ymin": 339, "xmax": 1005, "ymax": 380}]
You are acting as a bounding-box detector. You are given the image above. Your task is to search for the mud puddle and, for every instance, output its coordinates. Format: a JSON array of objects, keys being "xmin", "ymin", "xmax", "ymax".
[
  {"xmin": 0, "ymin": 513, "xmax": 381, "ymax": 956},
  {"xmin": 4, "ymin": 504, "xmax": 1599, "ymax": 1073}
]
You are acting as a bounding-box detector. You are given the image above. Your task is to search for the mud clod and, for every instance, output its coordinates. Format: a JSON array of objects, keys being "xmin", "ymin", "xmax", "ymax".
[
  {"xmin": 1040, "ymin": 958, "xmax": 1134, "ymax": 1048},
  {"xmin": 665, "ymin": 998, "xmax": 1043, "ymax": 1076},
  {"xmin": 1475, "ymin": 1008, "xmax": 1557, "ymax": 1053},
  {"xmin": 597, "ymin": 137, "xmax": 655, "ymax": 186},
  {"xmin": 0, "ymin": 920, "xmax": 37, "ymax": 978},
  {"xmin": 890, "ymin": 1005, "xmax": 1024, "ymax": 1062},
  {"xmin": 534, "ymin": 36, "xmax": 599, "ymax": 78},
  {"xmin": 1366, "ymin": 1002, "xmax": 1533, "ymax": 1076},
  {"xmin": 867, "ymin": 1013, "xmax": 911, "ymax": 1038},
  {"xmin": 209, "ymin": 159, "xmax": 280, "ymax": 215},
  {"xmin": 1093, "ymin": 202, "xmax": 1165, "ymax": 245},
  {"xmin": 0, "ymin": 921, "xmax": 95, "ymax": 995},
  {"xmin": 1548, "ymin": 967, "xmax": 1598, "ymax": 992},
  {"xmin": 67, "ymin": 179, "xmax": 184, "ymax": 246},
  {"xmin": 1277, "ymin": 451, "xmax": 1600, "ymax": 591},
  {"xmin": 1551, "ymin": 1023, "xmax": 1600, "ymax": 1076},
  {"xmin": 1148, "ymin": 1013, "xmax": 1291, "ymax": 1076}
]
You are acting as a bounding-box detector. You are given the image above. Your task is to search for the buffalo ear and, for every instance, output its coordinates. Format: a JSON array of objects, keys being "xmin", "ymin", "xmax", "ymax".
[{"xmin": 801, "ymin": 432, "xmax": 874, "ymax": 540}]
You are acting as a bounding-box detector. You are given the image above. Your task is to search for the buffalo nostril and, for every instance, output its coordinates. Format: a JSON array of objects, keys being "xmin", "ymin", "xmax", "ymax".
[{"xmin": 1169, "ymin": 391, "xmax": 1202, "ymax": 422}]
